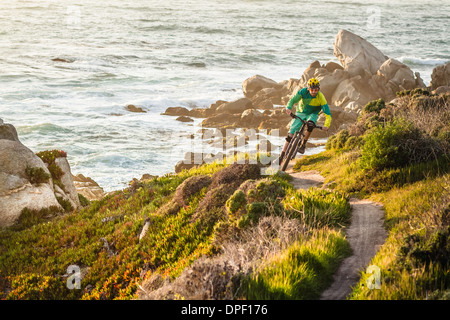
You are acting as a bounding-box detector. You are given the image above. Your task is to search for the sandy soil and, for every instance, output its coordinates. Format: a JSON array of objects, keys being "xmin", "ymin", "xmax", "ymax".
[{"xmin": 285, "ymin": 158, "xmax": 387, "ymax": 300}]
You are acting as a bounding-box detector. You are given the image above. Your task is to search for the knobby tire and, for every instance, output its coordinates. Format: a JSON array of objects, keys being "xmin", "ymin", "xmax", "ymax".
[{"xmin": 281, "ymin": 133, "xmax": 303, "ymax": 171}]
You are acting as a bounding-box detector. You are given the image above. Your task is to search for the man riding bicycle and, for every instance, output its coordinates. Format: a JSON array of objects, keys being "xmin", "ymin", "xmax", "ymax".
[{"xmin": 277, "ymin": 77, "xmax": 332, "ymax": 164}]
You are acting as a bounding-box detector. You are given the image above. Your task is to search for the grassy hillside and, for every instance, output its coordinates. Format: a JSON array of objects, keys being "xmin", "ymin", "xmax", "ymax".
[
  {"xmin": 1, "ymin": 89, "xmax": 447, "ymax": 300},
  {"xmin": 0, "ymin": 153, "xmax": 351, "ymax": 300},
  {"xmin": 293, "ymin": 89, "xmax": 449, "ymax": 299}
]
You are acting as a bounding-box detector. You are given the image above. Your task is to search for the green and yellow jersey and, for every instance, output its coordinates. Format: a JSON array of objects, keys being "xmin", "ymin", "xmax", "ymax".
[{"xmin": 286, "ymin": 87, "xmax": 332, "ymax": 128}]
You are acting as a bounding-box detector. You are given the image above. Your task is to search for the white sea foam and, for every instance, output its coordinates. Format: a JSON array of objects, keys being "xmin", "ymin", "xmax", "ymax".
[{"xmin": 399, "ymin": 56, "xmax": 449, "ymax": 66}]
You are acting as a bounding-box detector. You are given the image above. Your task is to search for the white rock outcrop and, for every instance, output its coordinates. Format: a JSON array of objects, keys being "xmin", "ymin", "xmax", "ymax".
[{"xmin": 0, "ymin": 121, "xmax": 81, "ymax": 227}]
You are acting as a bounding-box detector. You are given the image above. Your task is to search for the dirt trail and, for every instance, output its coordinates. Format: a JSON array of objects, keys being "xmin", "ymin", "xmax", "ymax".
[{"xmin": 285, "ymin": 159, "xmax": 387, "ymax": 300}]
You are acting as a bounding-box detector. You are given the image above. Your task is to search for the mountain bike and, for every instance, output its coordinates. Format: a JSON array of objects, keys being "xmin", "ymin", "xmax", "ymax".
[{"xmin": 279, "ymin": 113, "xmax": 323, "ymax": 172}]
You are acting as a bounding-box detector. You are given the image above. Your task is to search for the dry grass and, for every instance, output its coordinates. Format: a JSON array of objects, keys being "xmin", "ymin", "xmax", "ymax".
[{"xmin": 137, "ymin": 215, "xmax": 305, "ymax": 300}]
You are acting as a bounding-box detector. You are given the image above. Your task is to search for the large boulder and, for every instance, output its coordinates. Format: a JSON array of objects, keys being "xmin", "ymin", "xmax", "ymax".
[
  {"xmin": 316, "ymin": 69, "xmax": 351, "ymax": 101},
  {"xmin": 242, "ymin": 75, "xmax": 282, "ymax": 99},
  {"xmin": 430, "ymin": 62, "xmax": 450, "ymax": 90},
  {"xmin": 0, "ymin": 137, "xmax": 61, "ymax": 227},
  {"xmin": 377, "ymin": 58, "xmax": 425, "ymax": 92},
  {"xmin": 162, "ymin": 106, "xmax": 190, "ymax": 117},
  {"xmin": 333, "ymin": 29, "xmax": 388, "ymax": 77},
  {"xmin": 72, "ymin": 174, "xmax": 105, "ymax": 201},
  {"xmin": 0, "ymin": 122, "xmax": 19, "ymax": 142},
  {"xmin": 201, "ymin": 113, "xmax": 241, "ymax": 128},
  {"xmin": 290, "ymin": 30, "xmax": 427, "ymax": 113},
  {"xmin": 55, "ymin": 157, "xmax": 81, "ymax": 209},
  {"xmin": 0, "ymin": 122, "xmax": 81, "ymax": 227},
  {"xmin": 240, "ymin": 109, "xmax": 266, "ymax": 128},
  {"xmin": 331, "ymin": 75, "xmax": 379, "ymax": 112},
  {"xmin": 216, "ymin": 98, "xmax": 253, "ymax": 114}
]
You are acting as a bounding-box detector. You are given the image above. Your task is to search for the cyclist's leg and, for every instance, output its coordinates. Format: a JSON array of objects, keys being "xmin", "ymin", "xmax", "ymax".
[
  {"xmin": 298, "ymin": 114, "xmax": 318, "ymax": 153},
  {"xmin": 281, "ymin": 116, "xmax": 303, "ymax": 153}
]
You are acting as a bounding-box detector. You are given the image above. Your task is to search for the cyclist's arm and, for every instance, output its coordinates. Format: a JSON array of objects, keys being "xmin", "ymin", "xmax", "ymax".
[
  {"xmin": 286, "ymin": 90, "xmax": 302, "ymax": 112},
  {"xmin": 321, "ymin": 103, "xmax": 332, "ymax": 128}
]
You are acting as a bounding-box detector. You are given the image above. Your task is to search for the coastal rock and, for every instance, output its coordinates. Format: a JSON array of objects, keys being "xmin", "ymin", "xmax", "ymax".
[
  {"xmin": 162, "ymin": 106, "xmax": 190, "ymax": 117},
  {"xmin": 0, "ymin": 123, "xmax": 20, "ymax": 142},
  {"xmin": 0, "ymin": 137, "xmax": 61, "ymax": 227},
  {"xmin": 377, "ymin": 58, "xmax": 425, "ymax": 94},
  {"xmin": 242, "ymin": 75, "xmax": 282, "ymax": 99},
  {"xmin": 334, "ymin": 29, "xmax": 388, "ymax": 77},
  {"xmin": 72, "ymin": 174, "xmax": 105, "ymax": 201},
  {"xmin": 125, "ymin": 104, "xmax": 146, "ymax": 113},
  {"xmin": 250, "ymin": 86, "xmax": 287, "ymax": 107},
  {"xmin": 433, "ymin": 86, "xmax": 450, "ymax": 95},
  {"xmin": 285, "ymin": 30, "xmax": 426, "ymax": 113},
  {"xmin": 176, "ymin": 116, "xmax": 194, "ymax": 123},
  {"xmin": 299, "ymin": 60, "xmax": 322, "ymax": 88},
  {"xmin": 258, "ymin": 118, "xmax": 289, "ymax": 136},
  {"xmin": 216, "ymin": 98, "xmax": 253, "ymax": 114},
  {"xmin": 208, "ymin": 100, "xmax": 228, "ymax": 112},
  {"xmin": 54, "ymin": 157, "xmax": 81, "ymax": 209},
  {"xmin": 174, "ymin": 152, "xmax": 214, "ymax": 173},
  {"xmin": 188, "ymin": 108, "xmax": 212, "ymax": 118},
  {"xmin": 430, "ymin": 62, "xmax": 450, "ymax": 90},
  {"xmin": 240, "ymin": 109, "xmax": 266, "ymax": 128},
  {"xmin": 324, "ymin": 61, "xmax": 344, "ymax": 73},
  {"xmin": 316, "ymin": 69, "xmax": 351, "ymax": 101},
  {"xmin": 331, "ymin": 75, "xmax": 379, "ymax": 112},
  {"xmin": 201, "ymin": 113, "xmax": 241, "ymax": 128}
]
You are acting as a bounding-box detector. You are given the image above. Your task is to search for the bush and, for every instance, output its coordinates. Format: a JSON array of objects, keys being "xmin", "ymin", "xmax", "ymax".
[
  {"xmin": 16, "ymin": 206, "xmax": 62, "ymax": 230},
  {"xmin": 25, "ymin": 166, "xmax": 50, "ymax": 185},
  {"xmin": 363, "ymin": 98, "xmax": 386, "ymax": 114},
  {"xmin": 56, "ymin": 196, "xmax": 74, "ymax": 213},
  {"xmin": 226, "ymin": 190, "xmax": 247, "ymax": 215},
  {"xmin": 400, "ymin": 227, "xmax": 450, "ymax": 269},
  {"xmin": 36, "ymin": 149, "xmax": 67, "ymax": 164},
  {"xmin": 360, "ymin": 118, "xmax": 442, "ymax": 171}
]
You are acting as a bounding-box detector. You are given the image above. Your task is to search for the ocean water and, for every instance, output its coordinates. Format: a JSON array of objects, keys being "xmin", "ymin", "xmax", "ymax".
[{"xmin": 1, "ymin": 0, "xmax": 449, "ymax": 191}]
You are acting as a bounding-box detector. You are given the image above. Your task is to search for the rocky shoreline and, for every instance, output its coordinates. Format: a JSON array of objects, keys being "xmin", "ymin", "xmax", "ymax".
[
  {"xmin": 1, "ymin": 29, "xmax": 449, "ymax": 228},
  {"xmin": 162, "ymin": 29, "xmax": 449, "ymax": 173}
]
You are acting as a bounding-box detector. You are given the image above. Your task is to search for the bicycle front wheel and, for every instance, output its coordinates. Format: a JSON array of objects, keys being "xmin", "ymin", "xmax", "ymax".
[{"xmin": 281, "ymin": 134, "xmax": 302, "ymax": 171}]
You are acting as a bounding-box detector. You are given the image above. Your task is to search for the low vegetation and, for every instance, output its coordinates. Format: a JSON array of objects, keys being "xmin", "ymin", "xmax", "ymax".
[
  {"xmin": 294, "ymin": 89, "xmax": 449, "ymax": 299},
  {"xmin": 1, "ymin": 89, "xmax": 447, "ymax": 300},
  {"xmin": 0, "ymin": 150, "xmax": 352, "ymax": 300}
]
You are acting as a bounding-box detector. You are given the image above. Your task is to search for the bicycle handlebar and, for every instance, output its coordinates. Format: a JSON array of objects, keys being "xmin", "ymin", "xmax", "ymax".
[{"xmin": 289, "ymin": 112, "xmax": 323, "ymax": 130}]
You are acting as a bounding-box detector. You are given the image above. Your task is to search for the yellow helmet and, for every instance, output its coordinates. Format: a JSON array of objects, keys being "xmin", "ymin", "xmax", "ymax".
[{"xmin": 307, "ymin": 78, "xmax": 320, "ymax": 88}]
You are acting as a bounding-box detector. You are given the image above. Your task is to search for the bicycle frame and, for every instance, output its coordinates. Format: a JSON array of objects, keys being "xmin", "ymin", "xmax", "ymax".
[{"xmin": 279, "ymin": 113, "xmax": 322, "ymax": 171}]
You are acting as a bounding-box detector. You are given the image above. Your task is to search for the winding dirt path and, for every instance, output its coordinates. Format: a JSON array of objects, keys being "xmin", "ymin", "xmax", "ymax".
[{"xmin": 284, "ymin": 160, "xmax": 387, "ymax": 300}]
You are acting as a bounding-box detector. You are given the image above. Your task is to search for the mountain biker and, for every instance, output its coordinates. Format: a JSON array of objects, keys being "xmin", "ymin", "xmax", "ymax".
[{"xmin": 277, "ymin": 77, "xmax": 332, "ymax": 164}]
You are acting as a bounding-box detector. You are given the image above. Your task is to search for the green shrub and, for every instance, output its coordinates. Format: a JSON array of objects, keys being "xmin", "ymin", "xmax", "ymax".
[
  {"xmin": 78, "ymin": 194, "xmax": 90, "ymax": 207},
  {"xmin": 56, "ymin": 196, "xmax": 74, "ymax": 213},
  {"xmin": 25, "ymin": 166, "xmax": 50, "ymax": 185},
  {"xmin": 226, "ymin": 190, "xmax": 246, "ymax": 214},
  {"xmin": 36, "ymin": 150, "xmax": 67, "ymax": 164},
  {"xmin": 396, "ymin": 88, "xmax": 431, "ymax": 98},
  {"xmin": 400, "ymin": 227, "xmax": 450, "ymax": 269},
  {"xmin": 360, "ymin": 118, "xmax": 442, "ymax": 171},
  {"xmin": 363, "ymin": 98, "xmax": 386, "ymax": 114},
  {"xmin": 16, "ymin": 206, "xmax": 61, "ymax": 230}
]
